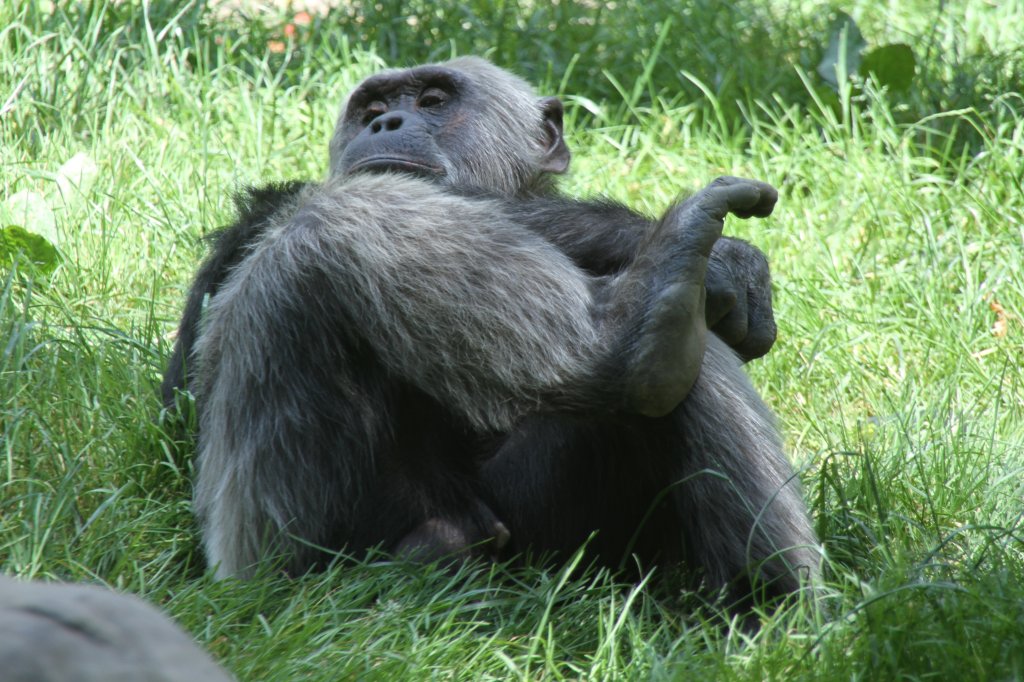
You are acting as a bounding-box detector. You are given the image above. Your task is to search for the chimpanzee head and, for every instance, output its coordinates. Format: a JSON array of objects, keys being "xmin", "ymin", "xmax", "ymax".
[{"xmin": 328, "ymin": 57, "xmax": 570, "ymax": 197}]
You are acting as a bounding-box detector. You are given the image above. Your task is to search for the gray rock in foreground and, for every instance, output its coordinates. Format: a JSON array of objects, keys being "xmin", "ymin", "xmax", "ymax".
[{"xmin": 0, "ymin": 576, "xmax": 233, "ymax": 682}]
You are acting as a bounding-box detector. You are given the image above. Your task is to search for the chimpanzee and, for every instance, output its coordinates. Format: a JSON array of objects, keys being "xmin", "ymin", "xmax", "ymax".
[{"xmin": 163, "ymin": 57, "xmax": 819, "ymax": 604}]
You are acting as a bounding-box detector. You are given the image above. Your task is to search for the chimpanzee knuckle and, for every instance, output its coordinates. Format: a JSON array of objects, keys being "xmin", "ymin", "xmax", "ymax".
[
  {"xmin": 693, "ymin": 200, "xmax": 725, "ymax": 226},
  {"xmin": 704, "ymin": 177, "xmax": 780, "ymax": 219},
  {"xmin": 708, "ymin": 175, "xmax": 736, "ymax": 187},
  {"xmin": 736, "ymin": 319, "xmax": 777, "ymax": 360},
  {"xmin": 705, "ymin": 287, "xmax": 738, "ymax": 327},
  {"xmin": 696, "ymin": 186, "xmax": 746, "ymax": 222},
  {"xmin": 711, "ymin": 311, "xmax": 748, "ymax": 346},
  {"xmin": 491, "ymin": 521, "xmax": 511, "ymax": 551}
]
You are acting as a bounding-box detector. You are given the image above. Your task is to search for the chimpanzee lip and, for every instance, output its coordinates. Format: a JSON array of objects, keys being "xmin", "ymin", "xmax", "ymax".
[{"xmin": 348, "ymin": 156, "xmax": 445, "ymax": 177}]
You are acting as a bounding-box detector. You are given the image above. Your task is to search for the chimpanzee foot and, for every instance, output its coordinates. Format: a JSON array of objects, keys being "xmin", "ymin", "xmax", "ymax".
[
  {"xmin": 624, "ymin": 177, "xmax": 778, "ymax": 417},
  {"xmin": 393, "ymin": 503, "xmax": 511, "ymax": 567}
]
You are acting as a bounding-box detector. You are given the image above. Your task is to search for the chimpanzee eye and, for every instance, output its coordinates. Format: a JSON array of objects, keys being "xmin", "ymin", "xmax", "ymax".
[
  {"xmin": 418, "ymin": 88, "xmax": 449, "ymax": 109},
  {"xmin": 361, "ymin": 101, "xmax": 387, "ymax": 125}
]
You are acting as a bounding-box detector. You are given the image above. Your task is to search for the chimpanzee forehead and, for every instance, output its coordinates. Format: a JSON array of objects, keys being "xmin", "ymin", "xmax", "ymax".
[{"xmin": 348, "ymin": 66, "xmax": 472, "ymax": 103}]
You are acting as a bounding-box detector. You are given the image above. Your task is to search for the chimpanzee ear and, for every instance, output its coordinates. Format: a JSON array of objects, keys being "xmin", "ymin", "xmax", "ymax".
[{"xmin": 538, "ymin": 97, "xmax": 571, "ymax": 174}]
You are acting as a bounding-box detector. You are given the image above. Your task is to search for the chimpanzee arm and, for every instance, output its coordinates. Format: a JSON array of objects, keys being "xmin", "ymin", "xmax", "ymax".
[
  {"xmin": 161, "ymin": 181, "xmax": 312, "ymax": 408},
  {"xmin": 505, "ymin": 197, "xmax": 650, "ymax": 274},
  {"xmin": 506, "ymin": 196, "xmax": 779, "ymax": 362},
  {"xmin": 166, "ymin": 181, "xmax": 777, "ymax": 415},
  {"xmin": 196, "ymin": 174, "xmax": 775, "ymax": 431}
]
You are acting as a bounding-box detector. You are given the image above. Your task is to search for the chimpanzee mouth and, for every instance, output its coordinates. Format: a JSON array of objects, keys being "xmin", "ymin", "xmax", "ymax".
[{"xmin": 348, "ymin": 157, "xmax": 446, "ymax": 178}]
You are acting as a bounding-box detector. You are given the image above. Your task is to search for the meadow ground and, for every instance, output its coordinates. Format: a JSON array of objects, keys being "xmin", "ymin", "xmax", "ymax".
[{"xmin": 1, "ymin": 1, "xmax": 1023, "ymax": 679}]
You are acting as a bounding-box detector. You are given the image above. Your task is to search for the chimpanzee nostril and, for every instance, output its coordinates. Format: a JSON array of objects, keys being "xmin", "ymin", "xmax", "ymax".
[{"xmin": 369, "ymin": 112, "xmax": 404, "ymax": 134}]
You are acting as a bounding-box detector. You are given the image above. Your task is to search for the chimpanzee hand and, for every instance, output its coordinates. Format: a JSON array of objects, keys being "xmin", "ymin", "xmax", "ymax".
[
  {"xmin": 705, "ymin": 236, "xmax": 777, "ymax": 362},
  {"xmin": 622, "ymin": 176, "xmax": 777, "ymax": 416}
]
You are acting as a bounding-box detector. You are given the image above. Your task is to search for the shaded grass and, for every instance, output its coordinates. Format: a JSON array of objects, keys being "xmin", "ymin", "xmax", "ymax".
[{"xmin": 2, "ymin": 0, "xmax": 1023, "ymax": 679}]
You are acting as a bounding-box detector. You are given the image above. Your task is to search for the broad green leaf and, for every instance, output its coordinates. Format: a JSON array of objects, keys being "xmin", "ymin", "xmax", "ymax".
[
  {"xmin": 860, "ymin": 43, "xmax": 916, "ymax": 92},
  {"xmin": 0, "ymin": 225, "xmax": 60, "ymax": 274},
  {"xmin": 817, "ymin": 11, "xmax": 867, "ymax": 89}
]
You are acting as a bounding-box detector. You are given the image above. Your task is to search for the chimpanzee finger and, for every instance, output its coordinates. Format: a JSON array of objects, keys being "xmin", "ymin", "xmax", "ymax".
[
  {"xmin": 703, "ymin": 176, "xmax": 779, "ymax": 219},
  {"xmin": 710, "ymin": 293, "xmax": 749, "ymax": 347},
  {"xmin": 705, "ymin": 236, "xmax": 777, "ymax": 361},
  {"xmin": 729, "ymin": 281, "xmax": 777, "ymax": 361}
]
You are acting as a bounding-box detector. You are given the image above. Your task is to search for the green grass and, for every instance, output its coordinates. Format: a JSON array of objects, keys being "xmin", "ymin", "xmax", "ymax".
[{"xmin": 2, "ymin": 0, "xmax": 1023, "ymax": 679}]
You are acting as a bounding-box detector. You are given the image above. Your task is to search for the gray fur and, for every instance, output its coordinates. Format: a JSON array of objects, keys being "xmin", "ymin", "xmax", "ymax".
[{"xmin": 194, "ymin": 175, "xmax": 605, "ymax": 576}]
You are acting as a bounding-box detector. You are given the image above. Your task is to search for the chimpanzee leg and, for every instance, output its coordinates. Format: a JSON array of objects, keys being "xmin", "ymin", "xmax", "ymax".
[
  {"xmin": 481, "ymin": 337, "xmax": 820, "ymax": 599},
  {"xmin": 479, "ymin": 414, "xmax": 684, "ymax": 572},
  {"xmin": 355, "ymin": 386, "xmax": 511, "ymax": 566}
]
